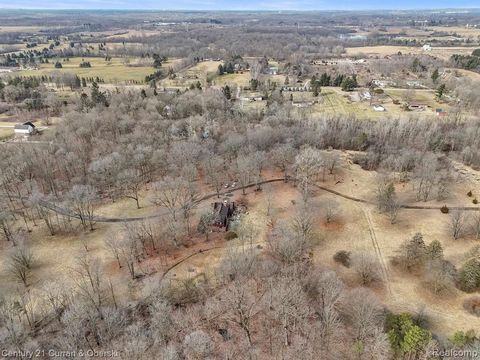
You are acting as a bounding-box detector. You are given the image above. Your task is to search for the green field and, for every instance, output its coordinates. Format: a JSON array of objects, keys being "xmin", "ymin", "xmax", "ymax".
[
  {"xmin": 14, "ymin": 57, "xmax": 157, "ymax": 83},
  {"xmin": 0, "ymin": 121, "xmax": 14, "ymax": 140}
]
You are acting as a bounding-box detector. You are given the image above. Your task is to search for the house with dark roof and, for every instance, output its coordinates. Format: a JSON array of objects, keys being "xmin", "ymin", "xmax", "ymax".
[
  {"xmin": 212, "ymin": 201, "xmax": 236, "ymax": 231},
  {"xmin": 14, "ymin": 121, "xmax": 36, "ymax": 138}
]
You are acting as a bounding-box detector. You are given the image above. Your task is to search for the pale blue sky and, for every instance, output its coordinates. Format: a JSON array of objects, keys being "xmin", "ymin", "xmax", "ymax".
[{"xmin": 0, "ymin": 0, "xmax": 478, "ymax": 10}]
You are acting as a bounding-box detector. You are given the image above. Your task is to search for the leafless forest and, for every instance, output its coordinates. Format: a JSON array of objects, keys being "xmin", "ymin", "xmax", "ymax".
[{"xmin": 1, "ymin": 9, "xmax": 480, "ymax": 360}]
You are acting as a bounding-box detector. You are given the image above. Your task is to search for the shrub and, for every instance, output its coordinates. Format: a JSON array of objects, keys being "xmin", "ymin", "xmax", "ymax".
[
  {"xmin": 449, "ymin": 330, "xmax": 477, "ymax": 347},
  {"xmin": 473, "ymin": 198, "xmax": 478, "ymax": 204},
  {"xmin": 386, "ymin": 313, "xmax": 432, "ymax": 356},
  {"xmin": 333, "ymin": 250, "xmax": 351, "ymax": 267},
  {"xmin": 467, "ymin": 190, "xmax": 473, "ymax": 197},
  {"xmin": 463, "ymin": 296, "xmax": 480, "ymax": 317},
  {"xmin": 440, "ymin": 205, "xmax": 449, "ymax": 214},
  {"xmin": 183, "ymin": 330, "xmax": 213, "ymax": 359},
  {"xmin": 224, "ymin": 231, "xmax": 237, "ymax": 240},
  {"xmin": 395, "ymin": 233, "xmax": 426, "ymax": 272},
  {"xmin": 458, "ymin": 258, "xmax": 480, "ymax": 292},
  {"xmin": 351, "ymin": 252, "xmax": 383, "ymax": 286}
]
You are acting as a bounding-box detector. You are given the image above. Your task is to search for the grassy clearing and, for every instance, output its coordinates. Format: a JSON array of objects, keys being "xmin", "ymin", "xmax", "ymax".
[
  {"xmin": 159, "ymin": 60, "xmax": 222, "ymax": 88},
  {"xmin": 213, "ymin": 72, "xmax": 250, "ymax": 87},
  {"xmin": 14, "ymin": 56, "xmax": 155, "ymax": 83},
  {"xmin": 0, "ymin": 121, "xmax": 14, "ymax": 140}
]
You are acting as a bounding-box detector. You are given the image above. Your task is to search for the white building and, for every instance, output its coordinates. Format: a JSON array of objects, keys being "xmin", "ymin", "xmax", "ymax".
[
  {"xmin": 14, "ymin": 121, "xmax": 36, "ymax": 138},
  {"xmin": 422, "ymin": 44, "xmax": 432, "ymax": 52},
  {"xmin": 373, "ymin": 105, "xmax": 386, "ymax": 112}
]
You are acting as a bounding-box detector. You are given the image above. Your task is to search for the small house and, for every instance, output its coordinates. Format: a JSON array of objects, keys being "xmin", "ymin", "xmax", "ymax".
[
  {"xmin": 267, "ymin": 66, "xmax": 279, "ymax": 75},
  {"xmin": 212, "ymin": 201, "xmax": 236, "ymax": 230},
  {"xmin": 14, "ymin": 121, "xmax": 36, "ymax": 138},
  {"xmin": 373, "ymin": 104, "xmax": 386, "ymax": 112},
  {"xmin": 422, "ymin": 44, "xmax": 432, "ymax": 52},
  {"xmin": 360, "ymin": 91, "xmax": 372, "ymax": 101}
]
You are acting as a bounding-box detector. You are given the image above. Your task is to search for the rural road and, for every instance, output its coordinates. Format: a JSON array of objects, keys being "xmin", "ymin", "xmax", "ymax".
[{"xmin": 21, "ymin": 176, "xmax": 480, "ymax": 223}]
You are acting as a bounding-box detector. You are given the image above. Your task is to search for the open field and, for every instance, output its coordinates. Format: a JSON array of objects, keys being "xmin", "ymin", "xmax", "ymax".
[
  {"xmin": 0, "ymin": 121, "xmax": 14, "ymax": 140},
  {"xmin": 346, "ymin": 45, "xmax": 479, "ymax": 60},
  {"xmin": 13, "ymin": 56, "xmax": 157, "ymax": 83},
  {"xmin": 159, "ymin": 60, "xmax": 223, "ymax": 88},
  {"xmin": 306, "ymin": 87, "xmax": 426, "ymax": 119}
]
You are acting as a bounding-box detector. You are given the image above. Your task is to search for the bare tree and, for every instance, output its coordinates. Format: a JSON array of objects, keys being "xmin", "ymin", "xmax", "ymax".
[
  {"xmin": 29, "ymin": 191, "xmax": 56, "ymax": 235},
  {"xmin": 104, "ymin": 231, "xmax": 123, "ymax": 268},
  {"xmin": 0, "ymin": 208, "xmax": 14, "ymax": 243},
  {"xmin": 449, "ymin": 210, "xmax": 466, "ymax": 240},
  {"xmin": 471, "ymin": 212, "xmax": 480, "ymax": 240},
  {"xmin": 268, "ymin": 214, "xmax": 313, "ymax": 264},
  {"xmin": 117, "ymin": 168, "xmax": 144, "ymax": 209},
  {"xmin": 202, "ymin": 154, "xmax": 226, "ymax": 198},
  {"xmin": 295, "ymin": 147, "xmax": 322, "ymax": 204},
  {"xmin": 183, "ymin": 330, "xmax": 214, "ymax": 360},
  {"xmin": 236, "ymin": 154, "xmax": 255, "ymax": 195},
  {"xmin": 351, "ymin": 252, "xmax": 383, "ymax": 286},
  {"xmin": 270, "ymin": 143, "xmax": 295, "ymax": 181},
  {"xmin": 8, "ymin": 235, "xmax": 34, "ymax": 287},
  {"xmin": 323, "ymin": 199, "xmax": 339, "ymax": 224},
  {"xmin": 413, "ymin": 154, "xmax": 438, "ymax": 202},
  {"xmin": 67, "ymin": 185, "xmax": 97, "ymax": 231},
  {"xmin": 69, "ymin": 252, "xmax": 105, "ymax": 317},
  {"xmin": 152, "ymin": 177, "xmax": 199, "ymax": 231}
]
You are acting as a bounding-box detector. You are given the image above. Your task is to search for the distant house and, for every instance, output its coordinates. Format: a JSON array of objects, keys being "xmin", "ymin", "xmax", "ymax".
[
  {"xmin": 14, "ymin": 121, "xmax": 36, "ymax": 138},
  {"xmin": 212, "ymin": 201, "xmax": 236, "ymax": 230},
  {"xmin": 406, "ymin": 80, "xmax": 423, "ymax": 88},
  {"xmin": 267, "ymin": 66, "xmax": 279, "ymax": 75},
  {"xmin": 372, "ymin": 79, "xmax": 394, "ymax": 88},
  {"xmin": 408, "ymin": 103, "xmax": 426, "ymax": 111},
  {"xmin": 422, "ymin": 44, "xmax": 432, "ymax": 52},
  {"xmin": 292, "ymin": 100, "xmax": 316, "ymax": 108},
  {"xmin": 373, "ymin": 104, "xmax": 386, "ymax": 112},
  {"xmin": 360, "ymin": 91, "xmax": 372, "ymax": 101}
]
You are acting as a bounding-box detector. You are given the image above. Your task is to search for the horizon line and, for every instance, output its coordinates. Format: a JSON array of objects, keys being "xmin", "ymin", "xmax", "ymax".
[{"xmin": 0, "ymin": 7, "xmax": 480, "ymax": 12}]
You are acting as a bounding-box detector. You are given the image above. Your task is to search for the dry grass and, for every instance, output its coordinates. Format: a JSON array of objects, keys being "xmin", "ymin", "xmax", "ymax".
[
  {"xmin": 2, "ymin": 155, "xmax": 480, "ymax": 336},
  {"xmin": 346, "ymin": 45, "xmax": 478, "ymax": 61}
]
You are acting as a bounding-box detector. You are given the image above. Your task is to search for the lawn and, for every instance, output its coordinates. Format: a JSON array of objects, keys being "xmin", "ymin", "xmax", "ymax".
[
  {"xmin": 0, "ymin": 121, "xmax": 14, "ymax": 140},
  {"xmin": 159, "ymin": 60, "xmax": 222, "ymax": 89}
]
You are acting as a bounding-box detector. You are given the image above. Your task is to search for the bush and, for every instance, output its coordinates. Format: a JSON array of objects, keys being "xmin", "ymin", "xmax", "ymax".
[
  {"xmin": 440, "ymin": 205, "xmax": 449, "ymax": 214},
  {"xmin": 333, "ymin": 250, "xmax": 351, "ymax": 267},
  {"xmin": 386, "ymin": 313, "xmax": 432, "ymax": 356},
  {"xmin": 449, "ymin": 330, "xmax": 477, "ymax": 347},
  {"xmin": 473, "ymin": 198, "xmax": 478, "ymax": 204},
  {"xmin": 463, "ymin": 296, "xmax": 480, "ymax": 317},
  {"xmin": 351, "ymin": 252, "xmax": 383, "ymax": 286},
  {"xmin": 458, "ymin": 258, "xmax": 480, "ymax": 292},
  {"xmin": 224, "ymin": 231, "xmax": 238, "ymax": 240},
  {"xmin": 467, "ymin": 190, "xmax": 473, "ymax": 197}
]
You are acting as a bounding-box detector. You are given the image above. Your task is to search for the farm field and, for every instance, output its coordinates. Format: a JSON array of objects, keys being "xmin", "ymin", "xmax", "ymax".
[
  {"xmin": 13, "ymin": 56, "xmax": 157, "ymax": 83},
  {"xmin": 346, "ymin": 45, "xmax": 479, "ymax": 60},
  {"xmin": 0, "ymin": 121, "xmax": 14, "ymax": 140}
]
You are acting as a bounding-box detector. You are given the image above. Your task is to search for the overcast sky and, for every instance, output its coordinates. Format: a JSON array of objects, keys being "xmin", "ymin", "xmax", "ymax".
[{"xmin": 0, "ymin": 0, "xmax": 478, "ymax": 11}]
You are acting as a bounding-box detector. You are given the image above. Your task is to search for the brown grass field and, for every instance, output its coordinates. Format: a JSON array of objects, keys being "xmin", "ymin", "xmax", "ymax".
[{"xmin": 346, "ymin": 45, "xmax": 479, "ymax": 60}]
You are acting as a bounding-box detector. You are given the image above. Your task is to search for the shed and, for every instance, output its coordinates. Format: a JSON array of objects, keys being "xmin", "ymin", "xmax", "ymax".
[{"xmin": 14, "ymin": 121, "xmax": 36, "ymax": 137}]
